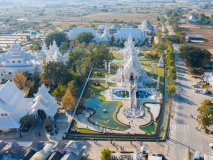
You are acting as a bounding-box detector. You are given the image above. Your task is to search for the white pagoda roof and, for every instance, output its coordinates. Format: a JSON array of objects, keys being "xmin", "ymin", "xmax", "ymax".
[
  {"xmin": 0, "ymin": 80, "xmax": 25, "ymax": 113},
  {"xmin": 30, "ymin": 84, "xmax": 58, "ymax": 117},
  {"xmin": 0, "ymin": 44, "xmax": 36, "ymax": 65},
  {"xmin": 0, "ymin": 80, "xmax": 32, "ymax": 130}
]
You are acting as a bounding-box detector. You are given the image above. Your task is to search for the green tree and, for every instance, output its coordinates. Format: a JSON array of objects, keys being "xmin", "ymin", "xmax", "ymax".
[
  {"xmin": 44, "ymin": 118, "xmax": 55, "ymax": 131},
  {"xmin": 68, "ymin": 80, "xmax": 78, "ymax": 97},
  {"xmin": 52, "ymin": 85, "xmax": 67, "ymax": 101},
  {"xmin": 32, "ymin": 68, "xmax": 40, "ymax": 83},
  {"xmin": 144, "ymin": 38, "xmax": 148, "ymax": 46},
  {"xmin": 19, "ymin": 115, "xmax": 36, "ymax": 129},
  {"xmin": 45, "ymin": 31, "xmax": 68, "ymax": 47},
  {"xmin": 197, "ymin": 99, "xmax": 213, "ymax": 129},
  {"xmin": 75, "ymin": 32, "xmax": 94, "ymax": 45},
  {"xmin": 43, "ymin": 61, "xmax": 68, "ymax": 85},
  {"xmin": 179, "ymin": 45, "xmax": 212, "ymax": 68},
  {"xmin": 60, "ymin": 42, "xmax": 69, "ymax": 54},
  {"xmin": 68, "ymin": 24, "xmax": 77, "ymax": 29},
  {"xmin": 167, "ymin": 85, "xmax": 176, "ymax": 97},
  {"xmin": 109, "ymin": 36, "xmax": 115, "ymax": 46},
  {"xmin": 101, "ymin": 148, "xmax": 111, "ymax": 160},
  {"xmin": 89, "ymin": 44, "xmax": 113, "ymax": 66}
]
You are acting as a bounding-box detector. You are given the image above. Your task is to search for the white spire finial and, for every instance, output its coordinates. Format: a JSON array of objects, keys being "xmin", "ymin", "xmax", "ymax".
[
  {"xmin": 128, "ymin": 32, "xmax": 133, "ymax": 42},
  {"xmin": 42, "ymin": 42, "xmax": 47, "ymax": 51}
]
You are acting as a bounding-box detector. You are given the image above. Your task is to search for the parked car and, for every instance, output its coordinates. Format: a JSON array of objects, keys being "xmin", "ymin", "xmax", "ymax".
[
  {"xmin": 192, "ymin": 84, "xmax": 200, "ymax": 88},
  {"xmin": 209, "ymin": 143, "xmax": 213, "ymax": 148}
]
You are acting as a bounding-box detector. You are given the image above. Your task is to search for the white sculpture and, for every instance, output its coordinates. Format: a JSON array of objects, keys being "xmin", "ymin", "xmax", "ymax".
[
  {"xmin": 156, "ymin": 76, "xmax": 160, "ymax": 90},
  {"xmin": 105, "ymin": 75, "xmax": 108, "ymax": 88}
]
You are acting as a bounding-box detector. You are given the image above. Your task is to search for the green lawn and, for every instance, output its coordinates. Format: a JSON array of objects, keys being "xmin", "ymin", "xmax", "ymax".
[
  {"xmin": 138, "ymin": 57, "xmax": 150, "ymax": 61},
  {"xmin": 91, "ymin": 70, "xmax": 115, "ymax": 78},
  {"xmin": 71, "ymin": 120, "xmax": 101, "ymax": 134},
  {"xmin": 111, "ymin": 62, "xmax": 122, "ymax": 67},
  {"xmin": 83, "ymin": 80, "xmax": 116, "ymax": 101},
  {"xmin": 141, "ymin": 63, "xmax": 164, "ymax": 93},
  {"xmin": 113, "ymin": 53, "xmax": 124, "ymax": 60}
]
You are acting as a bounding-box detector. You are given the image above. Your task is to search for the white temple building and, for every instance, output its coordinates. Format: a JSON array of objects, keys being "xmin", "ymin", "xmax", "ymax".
[
  {"xmin": 29, "ymin": 84, "xmax": 58, "ymax": 119},
  {"xmin": 0, "ymin": 81, "xmax": 58, "ymax": 131},
  {"xmin": 0, "ymin": 80, "xmax": 32, "ymax": 131},
  {"xmin": 68, "ymin": 28, "xmax": 97, "ymax": 41},
  {"xmin": 138, "ymin": 20, "xmax": 155, "ymax": 32},
  {"xmin": 109, "ymin": 34, "xmax": 159, "ymax": 118},
  {"xmin": 67, "ymin": 22, "xmax": 156, "ymax": 44},
  {"xmin": 0, "ymin": 44, "xmax": 41, "ymax": 83},
  {"xmin": 38, "ymin": 40, "xmax": 69, "ymax": 64}
]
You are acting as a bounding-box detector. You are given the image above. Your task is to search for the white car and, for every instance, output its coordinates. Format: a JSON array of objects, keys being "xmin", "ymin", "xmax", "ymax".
[{"xmin": 209, "ymin": 143, "xmax": 213, "ymax": 148}]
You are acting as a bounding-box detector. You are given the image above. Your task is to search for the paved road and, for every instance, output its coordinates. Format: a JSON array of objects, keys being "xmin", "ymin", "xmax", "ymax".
[{"xmin": 165, "ymin": 44, "xmax": 213, "ymax": 159}]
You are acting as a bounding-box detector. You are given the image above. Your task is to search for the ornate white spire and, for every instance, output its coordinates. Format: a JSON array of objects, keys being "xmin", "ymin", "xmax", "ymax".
[
  {"xmin": 42, "ymin": 42, "xmax": 48, "ymax": 51},
  {"xmin": 52, "ymin": 40, "xmax": 57, "ymax": 46},
  {"xmin": 125, "ymin": 33, "xmax": 134, "ymax": 48}
]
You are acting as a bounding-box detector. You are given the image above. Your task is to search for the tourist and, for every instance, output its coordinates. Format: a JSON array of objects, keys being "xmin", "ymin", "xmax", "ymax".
[{"xmin": 38, "ymin": 132, "xmax": 41, "ymax": 136}]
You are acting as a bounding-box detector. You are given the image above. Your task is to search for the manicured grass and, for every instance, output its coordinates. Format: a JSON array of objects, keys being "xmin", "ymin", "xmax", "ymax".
[
  {"xmin": 140, "ymin": 122, "xmax": 156, "ymax": 133},
  {"xmin": 113, "ymin": 53, "xmax": 124, "ymax": 60},
  {"xmin": 83, "ymin": 80, "xmax": 116, "ymax": 101},
  {"xmin": 138, "ymin": 57, "xmax": 150, "ymax": 61},
  {"xmin": 91, "ymin": 70, "xmax": 115, "ymax": 78},
  {"xmin": 71, "ymin": 120, "xmax": 101, "ymax": 134},
  {"xmin": 111, "ymin": 62, "xmax": 122, "ymax": 67},
  {"xmin": 141, "ymin": 63, "xmax": 164, "ymax": 93}
]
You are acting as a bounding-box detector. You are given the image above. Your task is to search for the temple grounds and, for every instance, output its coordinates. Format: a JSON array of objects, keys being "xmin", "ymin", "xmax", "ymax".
[{"xmin": 68, "ymin": 42, "xmax": 165, "ymax": 140}]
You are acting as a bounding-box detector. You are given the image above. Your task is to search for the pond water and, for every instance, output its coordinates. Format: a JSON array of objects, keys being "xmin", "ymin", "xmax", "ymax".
[
  {"xmin": 136, "ymin": 91, "xmax": 151, "ymax": 98},
  {"xmin": 114, "ymin": 91, "xmax": 129, "ymax": 98},
  {"xmin": 84, "ymin": 97, "xmax": 129, "ymax": 130},
  {"xmin": 140, "ymin": 122, "xmax": 156, "ymax": 133}
]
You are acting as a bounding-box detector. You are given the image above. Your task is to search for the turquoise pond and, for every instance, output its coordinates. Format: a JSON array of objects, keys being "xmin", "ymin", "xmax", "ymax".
[
  {"xmin": 84, "ymin": 97, "xmax": 129, "ymax": 130},
  {"xmin": 136, "ymin": 91, "xmax": 151, "ymax": 98},
  {"xmin": 114, "ymin": 91, "xmax": 129, "ymax": 98},
  {"xmin": 139, "ymin": 122, "xmax": 156, "ymax": 133}
]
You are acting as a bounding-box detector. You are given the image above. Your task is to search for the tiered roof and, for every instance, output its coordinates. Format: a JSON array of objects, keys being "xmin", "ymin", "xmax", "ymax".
[{"xmin": 30, "ymin": 84, "xmax": 58, "ymax": 117}]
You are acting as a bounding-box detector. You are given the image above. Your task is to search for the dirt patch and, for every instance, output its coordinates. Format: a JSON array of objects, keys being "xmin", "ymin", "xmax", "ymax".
[{"xmin": 180, "ymin": 24, "xmax": 213, "ymax": 54}]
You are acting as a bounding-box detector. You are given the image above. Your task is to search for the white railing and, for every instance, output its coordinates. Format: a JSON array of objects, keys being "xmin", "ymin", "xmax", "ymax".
[{"xmin": 66, "ymin": 66, "xmax": 94, "ymax": 133}]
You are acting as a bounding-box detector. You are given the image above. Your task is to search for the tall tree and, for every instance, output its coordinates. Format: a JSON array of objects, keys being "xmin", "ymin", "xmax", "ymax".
[
  {"xmin": 19, "ymin": 115, "xmax": 36, "ymax": 129},
  {"xmin": 60, "ymin": 42, "xmax": 69, "ymax": 54},
  {"xmin": 197, "ymin": 99, "xmax": 213, "ymax": 129},
  {"xmin": 89, "ymin": 44, "xmax": 113, "ymax": 66},
  {"xmin": 43, "ymin": 61, "xmax": 67, "ymax": 85},
  {"xmin": 13, "ymin": 71, "xmax": 27, "ymax": 89},
  {"xmin": 75, "ymin": 32, "xmax": 94, "ymax": 45},
  {"xmin": 52, "ymin": 85, "xmax": 67, "ymax": 101},
  {"xmin": 61, "ymin": 89, "xmax": 76, "ymax": 111},
  {"xmin": 101, "ymin": 148, "xmax": 111, "ymax": 160},
  {"xmin": 179, "ymin": 45, "xmax": 212, "ymax": 68},
  {"xmin": 45, "ymin": 31, "xmax": 68, "ymax": 47}
]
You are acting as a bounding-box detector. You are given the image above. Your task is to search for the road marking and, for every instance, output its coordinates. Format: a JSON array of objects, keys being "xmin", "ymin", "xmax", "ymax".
[
  {"xmin": 180, "ymin": 149, "xmax": 187, "ymax": 160},
  {"xmin": 174, "ymin": 124, "xmax": 189, "ymax": 132}
]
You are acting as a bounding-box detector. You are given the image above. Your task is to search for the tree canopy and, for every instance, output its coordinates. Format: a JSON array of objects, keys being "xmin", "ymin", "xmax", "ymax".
[
  {"xmin": 197, "ymin": 99, "xmax": 213, "ymax": 129},
  {"xmin": 19, "ymin": 115, "xmax": 36, "ymax": 129},
  {"xmin": 61, "ymin": 88, "xmax": 76, "ymax": 111},
  {"xmin": 43, "ymin": 61, "xmax": 68, "ymax": 85},
  {"xmin": 45, "ymin": 31, "xmax": 69, "ymax": 47},
  {"xmin": 101, "ymin": 148, "xmax": 111, "ymax": 160},
  {"xmin": 75, "ymin": 32, "xmax": 94, "ymax": 45},
  {"xmin": 179, "ymin": 45, "xmax": 212, "ymax": 68}
]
